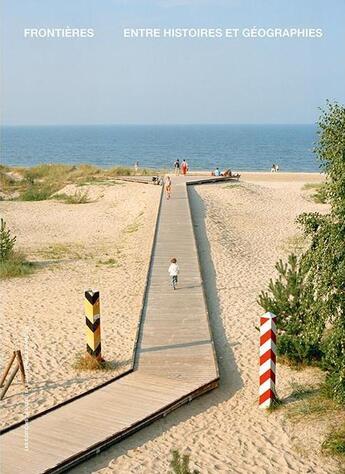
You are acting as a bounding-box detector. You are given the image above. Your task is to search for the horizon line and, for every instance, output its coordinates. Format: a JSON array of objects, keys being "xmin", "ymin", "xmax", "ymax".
[{"xmin": 1, "ymin": 122, "xmax": 316, "ymax": 127}]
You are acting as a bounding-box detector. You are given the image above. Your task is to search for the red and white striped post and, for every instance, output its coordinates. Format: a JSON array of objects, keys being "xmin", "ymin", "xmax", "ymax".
[{"xmin": 259, "ymin": 311, "xmax": 277, "ymax": 408}]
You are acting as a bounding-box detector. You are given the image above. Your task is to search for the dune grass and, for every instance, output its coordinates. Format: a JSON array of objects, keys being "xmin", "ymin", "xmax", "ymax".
[
  {"xmin": 0, "ymin": 171, "xmax": 15, "ymax": 193},
  {"xmin": 283, "ymin": 382, "xmax": 345, "ymax": 463},
  {"xmin": 322, "ymin": 427, "xmax": 345, "ymax": 457},
  {"xmin": 0, "ymin": 164, "xmax": 165, "ymax": 201},
  {"xmin": 19, "ymin": 184, "xmax": 55, "ymax": 201},
  {"xmin": 36, "ymin": 243, "xmax": 84, "ymax": 261},
  {"xmin": 73, "ymin": 353, "xmax": 113, "ymax": 371},
  {"xmin": 0, "ymin": 252, "xmax": 35, "ymax": 279},
  {"xmin": 302, "ymin": 183, "xmax": 328, "ymax": 204},
  {"xmin": 286, "ymin": 384, "xmax": 337, "ymax": 420},
  {"xmin": 53, "ymin": 189, "xmax": 91, "ymax": 204}
]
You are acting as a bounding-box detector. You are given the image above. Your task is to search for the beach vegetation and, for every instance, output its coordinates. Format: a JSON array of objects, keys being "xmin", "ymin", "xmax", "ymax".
[
  {"xmin": 259, "ymin": 101, "xmax": 345, "ymax": 454},
  {"xmin": 108, "ymin": 166, "xmax": 163, "ymax": 176},
  {"xmin": 0, "ymin": 253, "xmax": 35, "ymax": 279},
  {"xmin": 37, "ymin": 243, "xmax": 83, "ymax": 261},
  {"xmin": 288, "ymin": 382, "xmax": 318, "ymax": 401},
  {"xmin": 322, "ymin": 427, "xmax": 345, "ymax": 457},
  {"xmin": 108, "ymin": 166, "xmax": 136, "ymax": 176},
  {"xmin": 258, "ymin": 254, "xmax": 323, "ymax": 365},
  {"xmin": 259, "ymin": 101, "xmax": 345, "ymax": 395},
  {"xmin": 0, "ymin": 219, "xmax": 35, "ymax": 278},
  {"xmin": 286, "ymin": 386, "xmax": 337, "ymax": 420},
  {"xmin": 0, "ymin": 218, "xmax": 16, "ymax": 260},
  {"xmin": 53, "ymin": 189, "xmax": 91, "ymax": 204},
  {"xmin": 0, "ymin": 164, "xmax": 166, "ymax": 200},
  {"xmin": 169, "ymin": 450, "xmax": 199, "ymax": 474},
  {"xmin": 19, "ymin": 184, "xmax": 55, "ymax": 201},
  {"xmin": 223, "ymin": 183, "xmax": 256, "ymax": 193},
  {"xmin": 0, "ymin": 171, "xmax": 16, "ymax": 192},
  {"xmin": 302, "ymin": 182, "xmax": 328, "ymax": 204},
  {"xmin": 73, "ymin": 353, "xmax": 112, "ymax": 371}
]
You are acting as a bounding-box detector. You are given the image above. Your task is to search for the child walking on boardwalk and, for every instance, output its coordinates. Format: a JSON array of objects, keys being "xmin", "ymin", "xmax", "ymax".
[
  {"xmin": 165, "ymin": 175, "xmax": 172, "ymax": 200},
  {"xmin": 168, "ymin": 258, "xmax": 179, "ymax": 290}
]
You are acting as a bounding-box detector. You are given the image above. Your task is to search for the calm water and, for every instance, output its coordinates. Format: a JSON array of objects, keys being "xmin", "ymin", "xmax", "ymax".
[{"xmin": 0, "ymin": 124, "xmax": 319, "ymax": 172}]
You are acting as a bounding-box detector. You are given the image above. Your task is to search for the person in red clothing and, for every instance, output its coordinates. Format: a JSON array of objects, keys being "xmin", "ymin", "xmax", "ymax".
[{"xmin": 181, "ymin": 159, "xmax": 188, "ymax": 175}]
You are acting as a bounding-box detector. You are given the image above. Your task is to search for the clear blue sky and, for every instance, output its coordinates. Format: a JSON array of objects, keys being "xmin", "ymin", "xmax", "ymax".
[{"xmin": 1, "ymin": 0, "xmax": 345, "ymax": 125}]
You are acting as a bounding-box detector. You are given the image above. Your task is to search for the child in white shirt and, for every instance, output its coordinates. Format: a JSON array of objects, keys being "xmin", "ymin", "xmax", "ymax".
[{"xmin": 168, "ymin": 258, "xmax": 179, "ymax": 290}]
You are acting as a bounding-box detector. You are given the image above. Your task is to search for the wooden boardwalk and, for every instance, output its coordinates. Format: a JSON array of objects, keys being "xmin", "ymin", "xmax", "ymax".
[{"xmin": 0, "ymin": 176, "xmax": 220, "ymax": 474}]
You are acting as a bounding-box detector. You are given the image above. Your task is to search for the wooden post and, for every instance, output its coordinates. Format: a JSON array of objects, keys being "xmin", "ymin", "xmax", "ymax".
[
  {"xmin": 15, "ymin": 350, "xmax": 26, "ymax": 385},
  {"xmin": 259, "ymin": 312, "xmax": 277, "ymax": 408},
  {"xmin": 84, "ymin": 290, "xmax": 101, "ymax": 360},
  {"xmin": 0, "ymin": 350, "xmax": 27, "ymax": 400},
  {"xmin": 0, "ymin": 351, "xmax": 16, "ymax": 388}
]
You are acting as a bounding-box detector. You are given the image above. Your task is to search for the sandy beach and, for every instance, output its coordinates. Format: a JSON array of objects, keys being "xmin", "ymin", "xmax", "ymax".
[
  {"xmin": 0, "ymin": 181, "xmax": 160, "ymax": 428},
  {"xmin": 68, "ymin": 172, "xmax": 337, "ymax": 474},
  {"xmin": 1, "ymin": 172, "xmax": 338, "ymax": 473}
]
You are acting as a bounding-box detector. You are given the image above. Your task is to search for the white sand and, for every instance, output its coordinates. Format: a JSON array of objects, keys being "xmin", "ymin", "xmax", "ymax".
[
  {"xmin": 70, "ymin": 173, "xmax": 337, "ymax": 474},
  {"xmin": 0, "ymin": 181, "xmax": 160, "ymax": 428}
]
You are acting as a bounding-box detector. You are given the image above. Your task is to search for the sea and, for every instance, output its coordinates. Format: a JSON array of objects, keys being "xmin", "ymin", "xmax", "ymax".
[{"xmin": 0, "ymin": 124, "xmax": 320, "ymax": 172}]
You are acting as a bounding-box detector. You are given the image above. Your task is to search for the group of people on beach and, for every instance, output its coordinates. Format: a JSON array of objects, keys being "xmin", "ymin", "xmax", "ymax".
[
  {"xmin": 211, "ymin": 167, "xmax": 236, "ymax": 177},
  {"xmin": 173, "ymin": 158, "xmax": 189, "ymax": 176}
]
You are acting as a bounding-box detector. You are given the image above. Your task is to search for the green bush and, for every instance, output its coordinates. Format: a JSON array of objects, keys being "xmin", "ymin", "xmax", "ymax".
[
  {"xmin": 0, "ymin": 218, "xmax": 16, "ymax": 261},
  {"xmin": 322, "ymin": 324, "xmax": 345, "ymax": 404},
  {"xmin": 258, "ymin": 101, "xmax": 345, "ymax": 403},
  {"xmin": 0, "ymin": 218, "xmax": 35, "ymax": 279},
  {"xmin": 258, "ymin": 255, "xmax": 323, "ymax": 364},
  {"xmin": 19, "ymin": 184, "xmax": 54, "ymax": 201}
]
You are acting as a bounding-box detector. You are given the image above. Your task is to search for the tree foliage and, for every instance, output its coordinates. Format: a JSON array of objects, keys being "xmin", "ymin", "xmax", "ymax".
[{"xmin": 259, "ymin": 101, "xmax": 345, "ymax": 403}]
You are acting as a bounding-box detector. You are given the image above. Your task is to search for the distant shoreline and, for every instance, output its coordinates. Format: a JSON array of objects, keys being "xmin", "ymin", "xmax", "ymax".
[{"xmin": 2, "ymin": 164, "xmax": 324, "ymax": 179}]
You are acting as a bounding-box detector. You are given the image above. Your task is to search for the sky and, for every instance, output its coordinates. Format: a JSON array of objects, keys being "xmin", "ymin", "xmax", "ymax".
[{"xmin": 1, "ymin": 0, "xmax": 345, "ymax": 125}]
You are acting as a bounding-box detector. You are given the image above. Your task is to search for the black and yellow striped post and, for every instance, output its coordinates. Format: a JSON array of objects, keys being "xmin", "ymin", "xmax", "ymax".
[{"xmin": 84, "ymin": 290, "xmax": 101, "ymax": 360}]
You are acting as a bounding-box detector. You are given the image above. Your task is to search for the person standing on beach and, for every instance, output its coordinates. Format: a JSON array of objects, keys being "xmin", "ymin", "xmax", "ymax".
[
  {"xmin": 174, "ymin": 159, "xmax": 180, "ymax": 175},
  {"xmin": 134, "ymin": 160, "xmax": 139, "ymax": 173},
  {"xmin": 168, "ymin": 258, "xmax": 179, "ymax": 290},
  {"xmin": 181, "ymin": 159, "xmax": 188, "ymax": 176},
  {"xmin": 165, "ymin": 175, "xmax": 172, "ymax": 200}
]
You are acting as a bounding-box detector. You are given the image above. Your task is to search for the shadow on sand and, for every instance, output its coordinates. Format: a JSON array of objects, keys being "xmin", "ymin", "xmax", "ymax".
[{"xmin": 70, "ymin": 185, "xmax": 243, "ymax": 473}]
